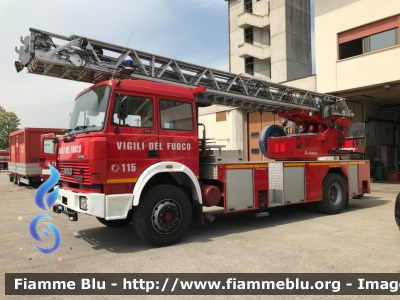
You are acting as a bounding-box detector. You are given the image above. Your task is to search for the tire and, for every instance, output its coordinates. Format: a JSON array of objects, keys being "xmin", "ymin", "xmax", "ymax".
[
  {"xmin": 17, "ymin": 175, "xmax": 23, "ymax": 186},
  {"xmin": 9, "ymin": 175, "xmax": 13, "ymax": 182},
  {"xmin": 96, "ymin": 217, "xmax": 131, "ymax": 227},
  {"xmin": 133, "ymin": 185, "xmax": 192, "ymax": 247},
  {"xmin": 13, "ymin": 174, "xmax": 18, "ymax": 185},
  {"xmin": 316, "ymin": 173, "xmax": 347, "ymax": 214}
]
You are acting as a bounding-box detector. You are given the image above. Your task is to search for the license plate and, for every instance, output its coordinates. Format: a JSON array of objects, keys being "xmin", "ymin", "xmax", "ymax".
[{"xmin": 64, "ymin": 168, "xmax": 73, "ymax": 176}]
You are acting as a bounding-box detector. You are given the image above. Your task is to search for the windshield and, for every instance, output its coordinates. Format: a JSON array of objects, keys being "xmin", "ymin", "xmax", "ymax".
[{"xmin": 69, "ymin": 85, "xmax": 111, "ymax": 133}]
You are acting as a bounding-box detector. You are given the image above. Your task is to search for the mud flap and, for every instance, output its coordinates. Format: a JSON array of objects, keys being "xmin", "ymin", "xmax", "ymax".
[{"xmin": 191, "ymin": 201, "xmax": 204, "ymax": 225}]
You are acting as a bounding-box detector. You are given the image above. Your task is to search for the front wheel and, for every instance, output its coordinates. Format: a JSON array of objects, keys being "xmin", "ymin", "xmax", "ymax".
[
  {"xmin": 316, "ymin": 173, "xmax": 347, "ymax": 214},
  {"xmin": 133, "ymin": 185, "xmax": 192, "ymax": 247}
]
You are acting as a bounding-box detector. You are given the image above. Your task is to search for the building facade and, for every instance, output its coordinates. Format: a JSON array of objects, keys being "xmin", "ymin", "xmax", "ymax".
[
  {"xmin": 315, "ymin": 0, "xmax": 400, "ymax": 174},
  {"xmin": 229, "ymin": 0, "xmax": 312, "ymax": 82},
  {"xmin": 199, "ymin": 0, "xmax": 313, "ymax": 161}
]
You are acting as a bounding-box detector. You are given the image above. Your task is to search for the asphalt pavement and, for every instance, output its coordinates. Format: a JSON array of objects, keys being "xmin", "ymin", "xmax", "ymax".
[{"xmin": 0, "ymin": 170, "xmax": 399, "ymax": 300}]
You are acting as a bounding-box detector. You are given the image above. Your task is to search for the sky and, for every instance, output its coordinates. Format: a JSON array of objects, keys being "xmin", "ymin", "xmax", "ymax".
[{"xmin": 0, "ymin": 0, "xmax": 315, "ymax": 129}]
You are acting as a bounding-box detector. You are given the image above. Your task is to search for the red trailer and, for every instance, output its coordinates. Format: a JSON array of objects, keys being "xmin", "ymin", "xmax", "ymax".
[
  {"xmin": 8, "ymin": 128, "xmax": 64, "ymax": 185},
  {"xmin": 0, "ymin": 149, "xmax": 9, "ymax": 170}
]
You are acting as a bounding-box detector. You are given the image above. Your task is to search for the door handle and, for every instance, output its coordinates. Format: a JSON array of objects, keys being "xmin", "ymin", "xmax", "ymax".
[{"xmin": 148, "ymin": 150, "xmax": 159, "ymax": 158}]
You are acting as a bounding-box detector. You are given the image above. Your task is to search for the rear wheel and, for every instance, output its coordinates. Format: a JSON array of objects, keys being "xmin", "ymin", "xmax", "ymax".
[
  {"xmin": 316, "ymin": 173, "xmax": 347, "ymax": 214},
  {"xmin": 13, "ymin": 174, "xmax": 18, "ymax": 185},
  {"xmin": 9, "ymin": 175, "xmax": 13, "ymax": 182},
  {"xmin": 133, "ymin": 185, "xmax": 192, "ymax": 247},
  {"xmin": 17, "ymin": 175, "xmax": 23, "ymax": 186}
]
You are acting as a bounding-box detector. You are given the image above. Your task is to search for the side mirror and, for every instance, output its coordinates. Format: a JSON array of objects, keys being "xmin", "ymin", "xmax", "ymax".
[
  {"xmin": 321, "ymin": 101, "xmax": 332, "ymax": 120},
  {"xmin": 347, "ymin": 123, "xmax": 366, "ymax": 139},
  {"xmin": 117, "ymin": 95, "xmax": 128, "ymax": 120}
]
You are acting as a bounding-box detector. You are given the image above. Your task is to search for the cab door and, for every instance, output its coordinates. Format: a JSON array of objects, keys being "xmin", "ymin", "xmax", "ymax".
[
  {"xmin": 157, "ymin": 96, "xmax": 199, "ymax": 176},
  {"xmin": 107, "ymin": 91, "xmax": 159, "ymax": 188},
  {"xmin": 40, "ymin": 133, "xmax": 59, "ymax": 178}
]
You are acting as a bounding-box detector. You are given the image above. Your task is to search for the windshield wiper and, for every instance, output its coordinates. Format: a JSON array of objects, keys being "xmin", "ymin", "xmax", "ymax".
[
  {"xmin": 74, "ymin": 125, "xmax": 89, "ymax": 134},
  {"xmin": 63, "ymin": 128, "xmax": 75, "ymax": 142}
]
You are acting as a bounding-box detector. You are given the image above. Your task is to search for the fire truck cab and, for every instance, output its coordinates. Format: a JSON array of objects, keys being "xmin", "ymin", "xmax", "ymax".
[{"xmin": 43, "ymin": 79, "xmax": 205, "ymax": 246}]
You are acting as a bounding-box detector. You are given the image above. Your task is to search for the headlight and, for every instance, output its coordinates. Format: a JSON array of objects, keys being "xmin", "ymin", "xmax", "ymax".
[{"xmin": 79, "ymin": 196, "xmax": 88, "ymax": 210}]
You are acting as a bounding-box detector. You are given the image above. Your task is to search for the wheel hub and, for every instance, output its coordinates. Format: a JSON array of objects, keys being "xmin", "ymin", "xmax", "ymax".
[
  {"xmin": 152, "ymin": 200, "xmax": 182, "ymax": 234},
  {"xmin": 329, "ymin": 183, "xmax": 342, "ymax": 205}
]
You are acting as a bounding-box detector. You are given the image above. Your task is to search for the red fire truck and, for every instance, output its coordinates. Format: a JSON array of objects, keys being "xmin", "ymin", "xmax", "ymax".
[
  {"xmin": 0, "ymin": 149, "xmax": 9, "ymax": 170},
  {"xmin": 15, "ymin": 28, "xmax": 370, "ymax": 246}
]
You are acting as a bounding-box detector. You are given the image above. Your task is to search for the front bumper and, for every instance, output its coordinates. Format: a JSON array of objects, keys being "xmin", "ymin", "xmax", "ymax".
[
  {"xmin": 54, "ymin": 187, "xmax": 133, "ymax": 220},
  {"xmin": 395, "ymin": 192, "xmax": 400, "ymax": 229}
]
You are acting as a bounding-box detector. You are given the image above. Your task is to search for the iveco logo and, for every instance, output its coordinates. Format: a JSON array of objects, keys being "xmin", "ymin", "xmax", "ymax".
[
  {"xmin": 77, "ymin": 154, "xmax": 86, "ymax": 159},
  {"xmin": 64, "ymin": 168, "xmax": 73, "ymax": 176},
  {"xmin": 75, "ymin": 176, "xmax": 84, "ymax": 183}
]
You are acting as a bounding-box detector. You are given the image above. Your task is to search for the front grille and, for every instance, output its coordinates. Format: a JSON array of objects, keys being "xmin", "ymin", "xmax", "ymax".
[{"xmin": 59, "ymin": 161, "xmax": 90, "ymax": 185}]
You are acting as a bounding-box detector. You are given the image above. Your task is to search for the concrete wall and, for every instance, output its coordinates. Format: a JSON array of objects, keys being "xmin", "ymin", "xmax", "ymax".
[
  {"xmin": 229, "ymin": 0, "xmax": 312, "ymax": 82},
  {"xmin": 229, "ymin": 0, "xmax": 271, "ymax": 82},
  {"xmin": 229, "ymin": 0, "xmax": 245, "ymax": 76},
  {"xmin": 254, "ymin": 57, "xmax": 271, "ymax": 78},
  {"xmin": 270, "ymin": 0, "xmax": 312, "ymax": 82},
  {"xmin": 198, "ymin": 107, "xmax": 245, "ymax": 151},
  {"xmin": 281, "ymin": 74, "xmax": 316, "ymax": 91},
  {"xmin": 335, "ymin": 47, "xmax": 400, "ymax": 92},
  {"xmin": 315, "ymin": 0, "xmax": 400, "ymax": 93}
]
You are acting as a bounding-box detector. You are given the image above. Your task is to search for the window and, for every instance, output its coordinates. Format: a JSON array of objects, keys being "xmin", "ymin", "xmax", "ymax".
[
  {"xmin": 364, "ymin": 28, "xmax": 398, "ymax": 52},
  {"xmin": 113, "ymin": 95, "xmax": 154, "ymax": 127},
  {"xmin": 338, "ymin": 16, "xmax": 399, "ymax": 60},
  {"xmin": 251, "ymin": 148, "xmax": 260, "ymax": 155},
  {"xmin": 216, "ymin": 111, "xmax": 227, "ymax": 122},
  {"xmin": 43, "ymin": 139, "xmax": 55, "ymax": 154},
  {"xmin": 245, "ymin": 0, "xmax": 252, "ymax": 13},
  {"xmin": 339, "ymin": 28, "xmax": 398, "ymax": 59},
  {"xmin": 69, "ymin": 85, "xmax": 111, "ymax": 132},
  {"xmin": 339, "ymin": 39, "xmax": 363, "ymax": 59},
  {"xmin": 160, "ymin": 100, "xmax": 193, "ymax": 130},
  {"xmin": 245, "ymin": 57, "xmax": 254, "ymax": 75},
  {"xmin": 245, "ymin": 27, "xmax": 254, "ymax": 44},
  {"xmin": 251, "ymin": 132, "xmax": 259, "ymax": 139}
]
